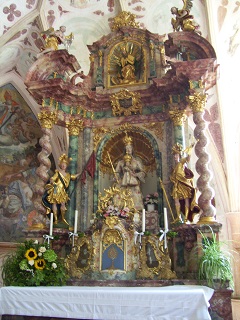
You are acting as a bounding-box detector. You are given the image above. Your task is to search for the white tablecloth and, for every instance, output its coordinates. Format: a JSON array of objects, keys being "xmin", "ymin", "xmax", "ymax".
[{"xmin": 0, "ymin": 285, "xmax": 214, "ymax": 320}]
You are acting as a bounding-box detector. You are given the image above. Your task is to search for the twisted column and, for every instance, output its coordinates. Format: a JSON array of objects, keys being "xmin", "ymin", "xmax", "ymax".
[
  {"xmin": 34, "ymin": 110, "xmax": 58, "ymax": 216},
  {"xmin": 188, "ymin": 92, "xmax": 216, "ymax": 223}
]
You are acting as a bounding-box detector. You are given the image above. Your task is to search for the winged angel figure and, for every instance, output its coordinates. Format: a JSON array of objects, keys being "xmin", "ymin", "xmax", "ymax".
[
  {"xmin": 41, "ymin": 26, "xmax": 74, "ymax": 52},
  {"xmin": 171, "ymin": 0, "xmax": 201, "ymax": 34}
]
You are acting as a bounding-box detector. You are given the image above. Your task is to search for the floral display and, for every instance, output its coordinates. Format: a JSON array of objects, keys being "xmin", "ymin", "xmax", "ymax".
[
  {"xmin": 143, "ymin": 192, "xmax": 159, "ymax": 205},
  {"xmin": 97, "ymin": 205, "xmax": 130, "ymax": 219},
  {"xmin": 2, "ymin": 240, "xmax": 68, "ymax": 286}
]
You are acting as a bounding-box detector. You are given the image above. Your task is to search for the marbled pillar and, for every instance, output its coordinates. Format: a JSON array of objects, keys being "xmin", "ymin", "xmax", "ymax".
[
  {"xmin": 168, "ymin": 107, "xmax": 187, "ymax": 147},
  {"xmin": 66, "ymin": 118, "xmax": 83, "ymax": 230},
  {"xmin": 188, "ymin": 91, "xmax": 216, "ymax": 222},
  {"xmin": 80, "ymin": 127, "xmax": 92, "ymax": 231},
  {"xmin": 33, "ymin": 108, "xmax": 58, "ymax": 228}
]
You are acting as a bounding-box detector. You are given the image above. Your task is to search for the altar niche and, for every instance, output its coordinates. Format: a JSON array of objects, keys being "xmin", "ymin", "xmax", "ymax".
[{"xmin": 108, "ymin": 40, "xmax": 146, "ymax": 88}]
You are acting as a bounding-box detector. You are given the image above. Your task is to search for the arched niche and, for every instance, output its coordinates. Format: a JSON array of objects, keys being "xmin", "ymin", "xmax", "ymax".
[{"xmin": 93, "ymin": 128, "xmax": 163, "ymax": 213}]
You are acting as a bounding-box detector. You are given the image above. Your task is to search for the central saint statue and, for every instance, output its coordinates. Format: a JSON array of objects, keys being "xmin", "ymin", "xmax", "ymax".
[{"xmin": 114, "ymin": 133, "xmax": 146, "ymax": 210}]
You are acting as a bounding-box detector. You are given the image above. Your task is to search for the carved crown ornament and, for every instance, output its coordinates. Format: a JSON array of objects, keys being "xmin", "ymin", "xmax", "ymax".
[
  {"xmin": 110, "ymin": 11, "xmax": 140, "ymax": 31},
  {"xmin": 110, "ymin": 89, "xmax": 143, "ymax": 117}
]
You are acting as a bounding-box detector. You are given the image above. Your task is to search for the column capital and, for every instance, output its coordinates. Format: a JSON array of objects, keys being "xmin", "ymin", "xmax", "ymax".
[
  {"xmin": 66, "ymin": 117, "xmax": 84, "ymax": 136},
  {"xmin": 38, "ymin": 109, "xmax": 58, "ymax": 129},
  {"xmin": 169, "ymin": 109, "xmax": 187, "ymax": 126},
  {"xmin": 188, "ymin": 92, "xmax": 207, "ymax": 113}
]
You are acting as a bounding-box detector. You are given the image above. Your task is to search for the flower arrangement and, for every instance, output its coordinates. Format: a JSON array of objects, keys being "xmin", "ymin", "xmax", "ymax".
[
  {"xmin": 144, "ymin": 192, "xmax": 159, "ymax": 205},
  {"xmin": 96, "ymin": 205, "xmax": 130, "ymax": 219},
  {"xmin": 2, "ymin": 240, "xmax": 68, "ymax": 286}
]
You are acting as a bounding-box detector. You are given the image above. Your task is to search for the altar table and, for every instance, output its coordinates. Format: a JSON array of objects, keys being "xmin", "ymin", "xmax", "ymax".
[{"xmin": 0, "ymin": 285, "xmax": 214, "ymax": 320}]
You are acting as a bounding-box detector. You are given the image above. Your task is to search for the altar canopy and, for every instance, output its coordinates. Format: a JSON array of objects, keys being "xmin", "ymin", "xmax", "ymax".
[{"xmin": 0, "ymin": 285, "xmax": 214, "ymax": 320}]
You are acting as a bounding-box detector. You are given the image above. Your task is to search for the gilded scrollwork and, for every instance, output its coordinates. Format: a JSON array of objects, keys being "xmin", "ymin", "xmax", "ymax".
[
  {"xmin": 111, "ymin": 11, "xmax": 140, "ymax": 31},
  {"xmin": 110, "ymin": 89, "xmax": 142, "ymax": 116}
]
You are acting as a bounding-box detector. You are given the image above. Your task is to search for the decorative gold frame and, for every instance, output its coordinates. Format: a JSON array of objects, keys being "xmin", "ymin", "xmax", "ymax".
[
  {"xmin": 110, "ymin": 89, "xmax": 142, "ymax": 116},
  {"xmin": 136, "ymin": 235, "xmax": 176, "ymax": 280},
  {"xmin": 65, "ymin": 235, "xmax": 93, "ymax": 279},
  {"xmin": 100, "ymin": 228, "xmax": 127, "ymax": 272}
]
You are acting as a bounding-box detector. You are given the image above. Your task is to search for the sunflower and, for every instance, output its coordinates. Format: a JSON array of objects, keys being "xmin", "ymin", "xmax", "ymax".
[
  {"xmin": 25, "ymin": 248, "xmax": 38, "ymax": 260},
  {"xmin": 35, "ymin": 258, "xmax": 46, "ymax": 270}
]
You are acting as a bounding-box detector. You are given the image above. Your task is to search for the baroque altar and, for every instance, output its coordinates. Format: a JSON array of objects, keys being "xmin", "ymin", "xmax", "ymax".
[{"xmin": 18, "ymin": 9, "xmax": 232, "ymax": 320}]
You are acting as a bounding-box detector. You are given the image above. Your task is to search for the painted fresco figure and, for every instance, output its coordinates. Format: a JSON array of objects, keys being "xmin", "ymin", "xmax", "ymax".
[
  {"xmin": 42, "ymin": 154, "xmax": 80, "ymax": 226},
  {"xmin": 170, "ymin": 142, "xmax": 200, "ymax": 223}
]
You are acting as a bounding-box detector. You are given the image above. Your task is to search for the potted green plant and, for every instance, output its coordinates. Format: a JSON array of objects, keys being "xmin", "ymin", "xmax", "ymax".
[{"xmin": 197, "ymin": 226, "xmax": 233, "ymax": 289}]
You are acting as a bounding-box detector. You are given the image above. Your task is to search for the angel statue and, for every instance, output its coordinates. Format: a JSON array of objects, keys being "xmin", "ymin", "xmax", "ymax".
[
  {"xmin": 41, "ymin": 26, "xmax": 74, "ymax": 52},
  {"xmin": 171, "ymin": 0, "xmax": 201, "ymax": 34}
]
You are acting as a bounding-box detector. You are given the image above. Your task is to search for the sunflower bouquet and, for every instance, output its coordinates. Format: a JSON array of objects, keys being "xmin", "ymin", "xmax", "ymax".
[{"xmin": 2, "ymin": 240, "xmax": 68, "ymax": 286}]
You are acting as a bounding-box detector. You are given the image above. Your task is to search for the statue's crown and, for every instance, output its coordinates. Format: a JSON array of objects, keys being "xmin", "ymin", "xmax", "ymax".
[
  {"xmin": 58, "ymin": 153, "xmax": 72, "ymax": 165},
  {"xmin": 123, "ymin": 133, "xmax": 133, "ymax": 146}
]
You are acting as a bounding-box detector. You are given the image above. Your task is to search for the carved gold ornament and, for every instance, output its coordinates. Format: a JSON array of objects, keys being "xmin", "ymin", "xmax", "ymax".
[
  {"xmin": 169, "ymin": 109, "xmax": 187, "ymax": 126},
  {"xmin": 111, "ymin": 11, "xmax": 140, "ymax": 31},
  {"xmin": 65, "ymin": 235, "xmax": 93, "ymax": 278},
  {"xmin": 96, "ymin": 186, "xmax": 136, "ymax": 216},
  {"xmin": 136, "ymin": 235, "xmax": 176, "ymax": 280},
  {"xmin": 66, "ymin": 118, "xmax": 84, "ymax": 136},
  {"xmin": 38, "ymin": 110, "xmax": 58, "ymax": 129},
  {"xmin": 188, "ymin": 92, "xmax": 207, "ymax": 113},
  {"xmin": 110, "ymin": 89, "xmax": 142, "ymax": 116},
  {"xmin": 108, "ymin": 41, "xmax": 146, "ymax": 87}
]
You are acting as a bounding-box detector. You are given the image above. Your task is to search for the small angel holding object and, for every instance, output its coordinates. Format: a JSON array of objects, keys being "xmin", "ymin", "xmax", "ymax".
[{"xmin": 41, "ymin": 26, "xmax": 74, "ymax": 52}]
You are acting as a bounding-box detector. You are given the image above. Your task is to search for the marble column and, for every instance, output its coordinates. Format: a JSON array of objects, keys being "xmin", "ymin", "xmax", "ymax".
[
  {"xmin": 81, "ymin": 127, "xmax": 92, "ymax": 231},
  {"xmin": 188, "ymin": 92, "xmax": 216, "ymax": 223},
  {"xmin": 168, "ymin": 107, "xmax": 187, "ymax": 147},
  {"xmin": 31, "ymin": 109, "xmax": 58, "ymax": 228},
  {"xmin": 66, "ymin": 118, "xmax": 83, "ymax": 230}
]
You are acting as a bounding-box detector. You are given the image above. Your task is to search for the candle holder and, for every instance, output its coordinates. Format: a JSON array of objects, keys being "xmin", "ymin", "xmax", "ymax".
[
  {"xmin": 43, "ymin": 234, "xmax": 54, "ymax": 247},
  {"xmin": 68, "ymin": 232, "xmax": 78, "ymax": 247}
]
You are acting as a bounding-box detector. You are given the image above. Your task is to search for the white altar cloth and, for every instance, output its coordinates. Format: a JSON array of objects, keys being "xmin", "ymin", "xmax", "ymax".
[{"xmin": 0, "ymin": 285, "xmax": 214, "ymax": 320}]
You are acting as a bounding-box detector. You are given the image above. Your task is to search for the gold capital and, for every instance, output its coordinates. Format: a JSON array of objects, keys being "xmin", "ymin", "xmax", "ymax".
[
  {"xmin": 66, "ymin": 118, "xmax": 84, "ymax": 136},
  {"xmin": 169, "ymin": 110, "xmax": 187, "ymax": 126},
  {"xmin": 38, "ymin": 110, "xmax": 58, "ymax": 129},
  {"xmin": 188, "ymin": 93, "xmax": 207, "ymax": 113}
]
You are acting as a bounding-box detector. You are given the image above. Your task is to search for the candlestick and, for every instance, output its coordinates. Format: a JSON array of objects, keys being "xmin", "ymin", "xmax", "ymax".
[
  {"xmin": 164, "ymin": 207, "xmax": 168, "ymax": 231},
  {"xmin": 49, "ymin": 212, "xmax": 53, "ymax": 236},
  {"xmin": 142, "ymin": 209, "xmax": 146, "ymax": 233},
  {"xmin": 74, "ymin": 210, "xmax": 78, "ymax": 234}
]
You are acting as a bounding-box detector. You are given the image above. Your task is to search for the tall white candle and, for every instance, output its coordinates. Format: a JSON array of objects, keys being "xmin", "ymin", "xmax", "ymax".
[
  {"xmin": 164, "ymin": 207, "xmax": 168, "ymax": 231},
  {"xmin": 49, "ymin": 212, "xmax": 53, "ymax": 236},
  {"xmin": 74, "ymin": 210, "xmax": 78, "ymax": 234},
  {"xmin": 142, "ymin": 209, "xmax": 146, "ymax": 232}
]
